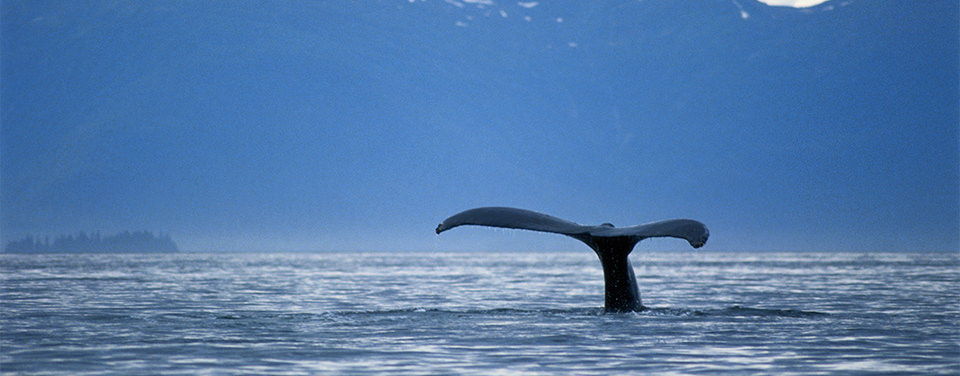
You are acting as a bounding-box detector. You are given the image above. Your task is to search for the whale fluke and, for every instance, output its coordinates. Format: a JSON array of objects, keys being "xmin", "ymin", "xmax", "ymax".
[{"xmin": 436, "ymin": 207, "xmax": 709, "ymax": 312}]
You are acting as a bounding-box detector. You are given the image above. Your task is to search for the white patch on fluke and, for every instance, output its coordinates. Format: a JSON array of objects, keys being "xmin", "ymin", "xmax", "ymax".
[{"xmin": 517, "ymin": 2, "xmax": 538, "ymax": 8}]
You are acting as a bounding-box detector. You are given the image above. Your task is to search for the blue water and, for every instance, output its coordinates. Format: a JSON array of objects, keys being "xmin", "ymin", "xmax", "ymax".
[{"xmin": 2, "ymin": 251, "xmax": 958, "ymax": 375}]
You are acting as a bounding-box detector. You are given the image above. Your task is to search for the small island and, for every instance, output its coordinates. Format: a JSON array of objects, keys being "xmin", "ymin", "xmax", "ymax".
[{"xmin": 4, "ymin": 231, "xmax": 179, "ymax": 253}]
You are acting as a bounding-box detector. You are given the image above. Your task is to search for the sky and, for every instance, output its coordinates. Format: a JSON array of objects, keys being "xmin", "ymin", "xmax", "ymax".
[{"xmin": 2, "ymin": 0, "xmax": 958, "ymax": 252}]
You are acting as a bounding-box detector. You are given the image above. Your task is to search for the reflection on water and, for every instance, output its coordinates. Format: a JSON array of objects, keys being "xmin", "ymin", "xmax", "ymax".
[{"xmin": 1, "ymin": 251, "xmax": 958, "ymax": 375}]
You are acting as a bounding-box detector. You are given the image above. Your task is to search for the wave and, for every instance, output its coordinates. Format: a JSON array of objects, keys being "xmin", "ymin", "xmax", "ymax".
[
  {"xmin": 644, "ymin": 305, "xmax": 828, "ymax": 318},
  {"xmin": 218, "ymin": 305, "xmax": 827, "ymax": 321}
]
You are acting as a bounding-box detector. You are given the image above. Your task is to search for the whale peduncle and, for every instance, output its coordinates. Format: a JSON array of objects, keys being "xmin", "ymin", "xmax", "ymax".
[{"xmin": 588, "ymin": 236, "xmax": 643, "ymax": 312}]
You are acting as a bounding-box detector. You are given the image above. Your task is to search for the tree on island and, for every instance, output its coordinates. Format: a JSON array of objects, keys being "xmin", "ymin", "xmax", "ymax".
[{"xmin": 4, "ymin": 231, "xmax": 179, "ymax": 253}]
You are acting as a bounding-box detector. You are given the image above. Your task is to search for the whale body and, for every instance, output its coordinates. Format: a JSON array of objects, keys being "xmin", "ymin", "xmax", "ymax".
[{"xmin": 436, "ymin": 207, "xmax": 709, "ymax": 312}]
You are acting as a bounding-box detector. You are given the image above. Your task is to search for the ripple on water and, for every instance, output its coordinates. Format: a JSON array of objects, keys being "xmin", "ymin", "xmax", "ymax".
[{"xmin": 1, "ymin": 251, "xmax": 957, "ymax": 375}]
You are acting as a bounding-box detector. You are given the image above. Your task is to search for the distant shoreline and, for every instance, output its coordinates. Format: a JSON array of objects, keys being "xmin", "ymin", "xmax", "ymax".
[{"xmin": 3, "ymin": 231, "xmax": 179, "ymax": 254}]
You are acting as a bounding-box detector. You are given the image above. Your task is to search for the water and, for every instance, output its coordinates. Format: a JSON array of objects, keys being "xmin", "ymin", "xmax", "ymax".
[{"xmin": 2, "ymin": 251, "xmax": 958, "ymax": 375}]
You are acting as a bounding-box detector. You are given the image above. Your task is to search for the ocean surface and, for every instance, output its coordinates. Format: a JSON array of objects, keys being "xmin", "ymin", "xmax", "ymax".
[{"xmin": 2, "ymin": 251, "xmax": 958, "ymax": 375}]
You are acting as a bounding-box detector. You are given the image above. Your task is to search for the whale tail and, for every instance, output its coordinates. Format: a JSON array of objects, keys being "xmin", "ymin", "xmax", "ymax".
[{"xmin": 436, "ymin": 207, "xmax": 709, "ymax": 312}]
